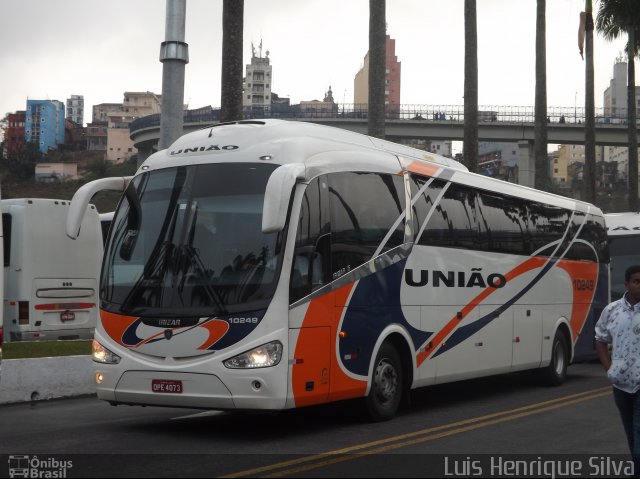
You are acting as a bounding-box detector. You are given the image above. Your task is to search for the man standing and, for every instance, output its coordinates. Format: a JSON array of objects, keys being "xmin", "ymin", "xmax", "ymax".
[{"xmin": 596, "ymin": 264, "xmax": 640, "ymax": 474}]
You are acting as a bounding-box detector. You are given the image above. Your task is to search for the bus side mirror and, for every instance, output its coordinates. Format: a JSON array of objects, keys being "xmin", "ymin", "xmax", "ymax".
[
  {"xmin": 66, "ymin": 177, "xmax": 132, "ymax": 239},
  {"xmin": 262, "ymin": 164, "xmax": 305, "ymax": 234},
  {"xmin": 118, "ymin": 181, "xmax": 142, "ymax": 261}
]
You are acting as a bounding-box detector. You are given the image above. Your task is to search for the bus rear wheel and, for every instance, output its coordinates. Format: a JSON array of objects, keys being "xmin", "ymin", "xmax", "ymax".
[
  {"xmin": 363, "ymin": 343, "xmax": 403, "ymax": 422},
  {"xmin": 539, "ymin": 330, "xmax": 569, "ymax": 386}
]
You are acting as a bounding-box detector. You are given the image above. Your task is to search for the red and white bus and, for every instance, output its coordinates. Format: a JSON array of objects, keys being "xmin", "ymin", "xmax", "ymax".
[{"xmin": 67, "ymin": 120, "xmax": 608, "ymax": 420}]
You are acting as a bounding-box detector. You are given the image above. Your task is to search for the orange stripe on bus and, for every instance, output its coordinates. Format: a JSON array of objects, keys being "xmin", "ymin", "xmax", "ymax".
[
  {"xmin": 197, "ymin": 320, "xmax": 231, "ymax": 350},
  {"xmin": 101, "ymin": 309, "xmax": 139, "ymax": 347},
  {"xmin": 556, "ymin": 260, "xmax": 599, "ymax": 342},
  {"xmin": 406, "ymin": 161, "xmax": 441, "ymax": 178}
]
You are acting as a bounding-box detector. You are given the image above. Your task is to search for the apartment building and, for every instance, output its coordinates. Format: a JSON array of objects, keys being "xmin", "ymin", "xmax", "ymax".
[{"xmin": 353, "ymin": 35, "xmax": 401, "ymax": 109}]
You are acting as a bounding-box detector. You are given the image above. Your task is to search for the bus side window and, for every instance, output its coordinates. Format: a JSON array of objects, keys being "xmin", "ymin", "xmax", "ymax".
[
  {"xmin": 290, "ymin": 177, "xmax": 329, "ymax": 303},
  {"xmin": 409, "ymin": 174, "xmax": 446, "ymax": 239},
  {"xmin": 328, "ymin": 172, "xmax": 405, "ymax": 281},
  {"xmin": 476, "ymin": 192, "xmax": 529, "ymax": 255},
  {"xmin": 419, "ymin": 183, "xmax": 480, "ymax": 249},
  {"xmin": 528, "ymin": 203, "xmax": 570, "ymax": 255}
]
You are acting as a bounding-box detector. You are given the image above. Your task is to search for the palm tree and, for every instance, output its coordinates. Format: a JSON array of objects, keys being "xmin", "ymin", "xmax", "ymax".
[
  {"xmin": 596, "ymin": 0, "xmax": 640, "ymax": 211},
  {"xmin": 463, "ymin": 0, "xmax": 478, "ymax": 173},
  {"xmin": 584, "ymin": 0, "xmax": 597, "ymax": 204},
  {"xmin": 534, "ymin": 0, "xmax": 549, "ymax": 191},
  {"xmin": 220, "ymin": 0, "xmax": 244, "ymax": 123},
  {"xmin": 368, "ymin": 0, "xmax": 386, "ymax": 139}
]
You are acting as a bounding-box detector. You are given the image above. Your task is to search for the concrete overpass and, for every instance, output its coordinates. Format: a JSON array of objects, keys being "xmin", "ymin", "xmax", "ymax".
[{"xmin": 129, "ymin": 107, "xmax": 637, "ymax": 186}]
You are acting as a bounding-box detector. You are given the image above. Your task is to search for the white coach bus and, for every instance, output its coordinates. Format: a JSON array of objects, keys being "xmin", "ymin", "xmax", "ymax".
[
  {"xmin": 67, "ymin": 120, "xmax": 608, "ymax": 421},
  {"xmin": 605, "ymin": 212, "xmax": 640, "ymax": 301},
  {"xmin": 3, "ymin": 198, "xmax": 102, "ymax": 341}
]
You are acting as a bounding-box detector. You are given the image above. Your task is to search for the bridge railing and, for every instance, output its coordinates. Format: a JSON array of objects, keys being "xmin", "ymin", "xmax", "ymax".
[{"xmin": 129, "ymin": 104, "xmax": 633, "ymax": 135}]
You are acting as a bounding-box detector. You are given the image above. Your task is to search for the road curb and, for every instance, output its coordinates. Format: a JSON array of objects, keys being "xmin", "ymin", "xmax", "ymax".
[{"xmin": 0, "ymin": 356, "xmax": 95, "ymax": 405}]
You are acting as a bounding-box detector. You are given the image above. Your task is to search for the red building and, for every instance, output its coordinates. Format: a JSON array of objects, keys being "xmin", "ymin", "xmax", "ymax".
[{"xmin": 2, "ymin": 111, "xmax": 26, "ymax": 158}]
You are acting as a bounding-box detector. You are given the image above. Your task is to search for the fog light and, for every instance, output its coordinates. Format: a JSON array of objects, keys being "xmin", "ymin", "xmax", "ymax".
[{"xmin": 95, "ymin": 373, "xmax": 104, "ymax": 384}]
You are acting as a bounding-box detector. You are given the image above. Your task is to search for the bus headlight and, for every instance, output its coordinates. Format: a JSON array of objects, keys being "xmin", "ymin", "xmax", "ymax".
[
  {"xmin": 224, "ymin": 341, "xmax": 283, "ymax": 369},
  {"xmin": 92, "ymin": 340, "xmax": 121, "ymax": 364}
]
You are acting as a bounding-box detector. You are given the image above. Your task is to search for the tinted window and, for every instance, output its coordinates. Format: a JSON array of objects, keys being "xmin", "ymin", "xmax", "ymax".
[
  {"xmin": 419, "ymin": 183, "xmax": 480, "ymax": 249},
  {"xmin": 409, "ymin": 174, "xmax": 447, "ymax": 240},
  {"xmin": 290, "ymin": 177, "xmax": 330, "ymax": 303},
  {"xmin": 477, "ymin": 192, "xmax": 530, "ymax": 255},
  {"xmin": 580, "ymin": 214, "xmax": 609, "ymax": 262},
  {"xmin": 529, "ymin": 203, "xmax": 570, "ymax": 254},
  {"xmin": 329, "ymin": 172, "xmax": 405, "ymax": 279}
]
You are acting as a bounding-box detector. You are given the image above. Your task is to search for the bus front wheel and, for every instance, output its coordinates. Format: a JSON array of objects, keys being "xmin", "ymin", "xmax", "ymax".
[{"xmin": 364, "ymin": 343, "xmax": 403, "ymax": 422}]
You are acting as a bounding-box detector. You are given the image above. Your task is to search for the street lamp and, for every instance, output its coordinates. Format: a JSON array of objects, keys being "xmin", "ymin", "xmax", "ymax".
[{"xmin": 575, "ymin": 91, "xmax": 577, "ymax": 123}]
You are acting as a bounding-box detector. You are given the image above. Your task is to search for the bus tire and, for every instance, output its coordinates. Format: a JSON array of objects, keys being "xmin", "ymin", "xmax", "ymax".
[
  {"xmin": 539, "ymin": 330, "xmax": 569, "ymax": 386},
  {"xmin": 363, "ymin": 343, "xmax": 403, "ymax": 422}
]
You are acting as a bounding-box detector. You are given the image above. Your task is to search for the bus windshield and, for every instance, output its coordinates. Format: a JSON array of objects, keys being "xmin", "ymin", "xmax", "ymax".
[
  {"xmin": 101, "ymin": 162, "xmax": 283, "ymax": 317},
  {"xmin": 609, "ymin": 235, "xmax": 640, "ymax": 301}
]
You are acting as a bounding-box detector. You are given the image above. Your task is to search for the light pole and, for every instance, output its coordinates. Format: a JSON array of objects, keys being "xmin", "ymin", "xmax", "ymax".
[{"xmin": 574, "ymin": 91, "xmax": 577, "ymax": 123}]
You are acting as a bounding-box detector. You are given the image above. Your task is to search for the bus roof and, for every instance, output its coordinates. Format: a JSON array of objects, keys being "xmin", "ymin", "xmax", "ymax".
[
  {"xmin": 142, "ymin": 119, "xmax": 466, "ymax": 173},
  {"xmin": 605, "ymin": 212, "xmax": 640, "ymax": 236}
]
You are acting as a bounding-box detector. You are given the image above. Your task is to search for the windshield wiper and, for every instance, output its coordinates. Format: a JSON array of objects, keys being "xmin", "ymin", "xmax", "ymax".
[{"xmin": 177, "ymin": 244, "xmax": 228, "ymax": 315}]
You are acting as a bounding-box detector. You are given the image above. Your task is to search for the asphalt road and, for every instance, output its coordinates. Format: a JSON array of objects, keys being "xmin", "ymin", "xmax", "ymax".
[{"xmin": 0, "ymin": 361, "xmax": 631, "ymax": 478}]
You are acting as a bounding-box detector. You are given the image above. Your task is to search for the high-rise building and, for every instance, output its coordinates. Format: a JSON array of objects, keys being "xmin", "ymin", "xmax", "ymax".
[
  {"xmin": 353, "ymin": 35, "xmax": 401, "ymax": 108},
  {"xmin": 603, "ymin": 57, "xmax": 640, "ymax": 184},
  {"xmin": 66, "ymin": 95, "xmax": 84, "ymax": 126},
  {"xmin": 25, "ymin": 99, "xmax": 65, "ymax": 154},
  {"xmin": 243, "ymin": 41, "xmax": 272, "ymax": 117}
]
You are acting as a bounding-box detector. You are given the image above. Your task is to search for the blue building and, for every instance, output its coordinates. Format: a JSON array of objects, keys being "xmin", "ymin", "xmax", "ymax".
[{"xmin": 25, "ymin": 99, "xmax": 65, "ymax": 154}]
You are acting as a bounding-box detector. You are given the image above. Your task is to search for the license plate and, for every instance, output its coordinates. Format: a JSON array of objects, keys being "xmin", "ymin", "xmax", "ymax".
[
  {"xmin": 152, "ymin": 379, "xmax": 183, "ymax": 394},
  {"xmin": 60, "ymin": 311, "xmax": 75, "ymax": 322}
]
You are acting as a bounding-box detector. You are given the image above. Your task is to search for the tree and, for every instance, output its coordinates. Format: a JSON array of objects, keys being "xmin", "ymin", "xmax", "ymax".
[
  {"xmin": 368, "ymin": 0, "xmax": 386, "ymax": 139},
  {"xmin": 584, "ymin": 0, "xmax": 597, "ymax": 204},
  {"xmin": 463, "ymin": 0, "xmax": 478, "ymax": 173},
  {"xmin": 220, "ymin": 0, "xmax": 244, "ymax": 123},
  {"xmin": 2, "ymin": 141, "xmax": 40, "ymax": 181},
  {"xmin": 534, "ymin": 0, "xmax": 549, "ymax": 191},
  {"xmin": 596, "ymin": 0, "xmax": 640, "ymax": 211}
]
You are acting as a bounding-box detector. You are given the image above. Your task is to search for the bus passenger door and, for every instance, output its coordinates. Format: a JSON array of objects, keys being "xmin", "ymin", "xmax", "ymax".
[
  {"xmin": 289, "ymin": 326, "xmax": 331, "ymax": 407},
  {"xmin": 512, "ymin": 306, "xmax": 543, "ymax": 369}
]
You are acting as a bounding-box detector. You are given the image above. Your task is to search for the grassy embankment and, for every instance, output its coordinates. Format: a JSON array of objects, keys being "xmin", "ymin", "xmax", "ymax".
[
  {"xmin": 2, "ymin": 152, "xmax": 138, "ymax": 213},
  {"xmin": 2, "ymin": 340, "xmax": 92, "ymax": 359}
]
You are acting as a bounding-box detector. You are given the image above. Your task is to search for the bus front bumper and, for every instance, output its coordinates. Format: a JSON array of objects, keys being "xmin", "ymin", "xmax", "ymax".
[{"xmin": 97, "ymin": 369, "xmax": 287, "ymax": 411}]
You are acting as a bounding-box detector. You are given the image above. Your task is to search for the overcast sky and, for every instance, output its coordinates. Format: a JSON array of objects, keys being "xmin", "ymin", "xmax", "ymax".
[{"xmin": 0, "ymin": 0, "xmax": 636, "ymax": 125}]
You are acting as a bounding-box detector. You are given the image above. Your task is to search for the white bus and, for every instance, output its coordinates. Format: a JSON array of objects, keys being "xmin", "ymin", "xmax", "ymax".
[
  {"xmin": 3, "ymin": 198, "xmax": 102, "ymax": 341},
  {"xmin": 67, "ymin": 120, "xmax": 608, "ymax": 421},
  {"xmin": 605, "ymin": 212, "xmax": 640, "ymax": 301}
]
